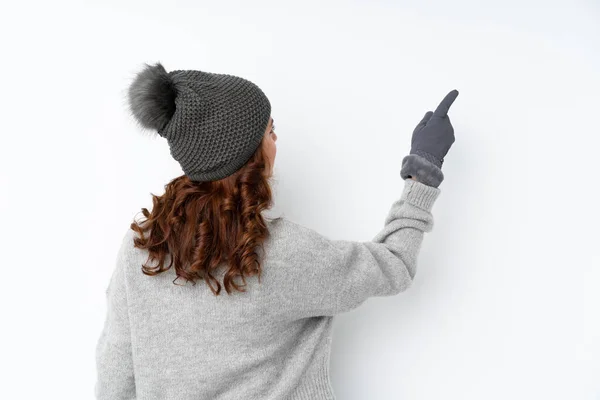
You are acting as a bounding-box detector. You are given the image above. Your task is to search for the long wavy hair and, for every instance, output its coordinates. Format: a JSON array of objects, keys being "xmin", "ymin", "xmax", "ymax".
[{"xmin": 130, "ymin": 137, "xmax": 280, "ymax": 296}]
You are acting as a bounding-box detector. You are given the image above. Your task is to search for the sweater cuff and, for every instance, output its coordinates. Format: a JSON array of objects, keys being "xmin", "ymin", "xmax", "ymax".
[
  {"xmin": 400, "ymin": 154, "xmax": 444, "ymax": 188},
  {"xmin": 400, "ymin": 178, "xmax": 440, "ymax": 211}
]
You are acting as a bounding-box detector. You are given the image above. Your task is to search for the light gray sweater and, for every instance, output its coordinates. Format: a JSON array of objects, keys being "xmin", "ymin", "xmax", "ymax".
[{"xmin": 95, "ymin": 178, "xmax": 440, "ymax": 399}]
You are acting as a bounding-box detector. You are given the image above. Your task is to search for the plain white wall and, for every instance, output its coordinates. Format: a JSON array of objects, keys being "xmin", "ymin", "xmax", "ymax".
[{"xmin": 1, "ymin": 0, "xmax": 598, "ymax": 398}]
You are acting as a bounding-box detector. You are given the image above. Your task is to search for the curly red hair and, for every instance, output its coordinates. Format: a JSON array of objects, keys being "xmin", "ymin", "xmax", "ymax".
[{"xmin": 130, "ymin": 139, "xmax": 280, "ymax": 296}]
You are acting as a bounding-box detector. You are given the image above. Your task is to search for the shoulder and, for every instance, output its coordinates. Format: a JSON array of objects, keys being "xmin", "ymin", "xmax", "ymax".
[
  {"xmin": 265, "ymin": 216, "xmax": 338, "ymax": 263},
  {"xmin": 118, "ymin": 228, "xmax": 138, "ymax": 253},
  {"xmin": 115, "ymin": 228, "xmax": 147, "ymax": 270},
  {"xmin": 267, "ymin": 216, "xmax": 322, "ymax": 240}
]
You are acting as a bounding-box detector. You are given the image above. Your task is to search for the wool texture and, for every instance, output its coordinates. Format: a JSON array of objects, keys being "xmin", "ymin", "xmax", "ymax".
[
  {"xmin": 95, "ymin": 178, "xmax": 440, "ymax": 399},
  {"xmin": 127, "ymin": 62, "xmax": 271, "ymax": 182}
]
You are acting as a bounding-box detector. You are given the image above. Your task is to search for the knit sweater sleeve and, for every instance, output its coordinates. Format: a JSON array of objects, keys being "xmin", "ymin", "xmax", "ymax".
[
  {"xmin": 95, "ymin": 231, "xmax": 136, "ymax": 400},
  {"xmin": 274, "ymin": 178, "xmax": 440, "ymax": 319}
]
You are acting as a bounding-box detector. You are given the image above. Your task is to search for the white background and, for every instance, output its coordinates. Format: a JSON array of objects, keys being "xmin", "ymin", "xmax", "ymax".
[{"xmin": 1, "ymin": 0, "xmax": 598, "ymax": 399}]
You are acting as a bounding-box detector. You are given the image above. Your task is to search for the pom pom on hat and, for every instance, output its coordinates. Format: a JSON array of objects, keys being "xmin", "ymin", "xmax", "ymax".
[
  {"xmin": 127, "ymin": 62, "xmax": 177, "ymax": 133},
  {"xmin": 126, "ymin": 61, "xmax": 271, "ymax": 182}
]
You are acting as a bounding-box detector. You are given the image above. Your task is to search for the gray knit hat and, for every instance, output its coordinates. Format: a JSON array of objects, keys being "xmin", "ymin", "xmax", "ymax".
[{"xmin": 127, "ymin": 62, "xmax": 271, "ymax": 182}]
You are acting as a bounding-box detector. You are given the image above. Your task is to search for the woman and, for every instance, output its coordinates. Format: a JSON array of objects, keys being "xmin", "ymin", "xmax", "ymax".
[{"xmin": 95, "ymin": 62, "xmax": 458, "ymax": 399}]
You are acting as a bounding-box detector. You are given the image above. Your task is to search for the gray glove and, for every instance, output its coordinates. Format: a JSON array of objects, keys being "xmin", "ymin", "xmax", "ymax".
[{"xmin": 400, "ymin": 90, "xmax": 459, "ymax": 187}]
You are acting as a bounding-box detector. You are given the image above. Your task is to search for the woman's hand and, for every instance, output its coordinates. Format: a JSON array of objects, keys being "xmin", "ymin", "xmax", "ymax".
[
  {"xmin": 400, "ymin": 90, "xmax": 459, "ymax": 188},
  {"xmin": 410, "ymin": 90, "xmax": 459, "ymax": 168}
]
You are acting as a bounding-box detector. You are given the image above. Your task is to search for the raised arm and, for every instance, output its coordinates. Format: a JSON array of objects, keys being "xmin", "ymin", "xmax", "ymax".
[{"xmin": 272, "ymin": 178, "xmax": 440, "ymax": 320}]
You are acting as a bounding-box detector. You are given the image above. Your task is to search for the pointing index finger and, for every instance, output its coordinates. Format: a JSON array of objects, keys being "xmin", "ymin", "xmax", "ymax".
[{"xmin": 433, "ymin": 90, "xmax": 459, "ymax": 117}]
